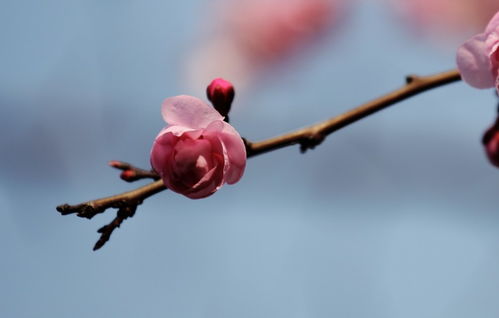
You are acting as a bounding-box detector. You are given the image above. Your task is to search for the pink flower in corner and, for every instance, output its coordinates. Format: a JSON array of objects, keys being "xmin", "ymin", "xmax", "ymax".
[
  {"xmin": 150, "ymin": 95, "xmax": 246, "ymax": 199},
  {"xmin": 456, "ymin": 11, "xmax": 499, "ymax": 92},
  {"xmin": 388, "ymin": 0, "xmax": 499, "ymax": 42}
]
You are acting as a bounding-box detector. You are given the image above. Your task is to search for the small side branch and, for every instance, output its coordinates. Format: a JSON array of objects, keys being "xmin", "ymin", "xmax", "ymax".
[
  {"xmin": 108, "ymin": 160, "xmax": 160, "ymax": 182},
  {"xmin": 93, "ymin": 205, "xmax": 137, "ymax": 251}
]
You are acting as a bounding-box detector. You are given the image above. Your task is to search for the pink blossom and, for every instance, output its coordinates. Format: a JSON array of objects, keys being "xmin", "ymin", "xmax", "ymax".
[
  {"xmin": 223, "ymin": 0, "xmax": 339, "ymax": 63},
  {"xmin": 387, "ymin": 0, "xmax": 499, "ymax": 43},
  {"xmin": 456, "ymin": 11, "xmax": 499, "ymax": 92},
  {"xmin": 150, "ymin": 95, "xmax": 246, "ymax": 199},
  {"xmin": 185, "ymin": 0, "xmax": 343, "ymax": 90}
]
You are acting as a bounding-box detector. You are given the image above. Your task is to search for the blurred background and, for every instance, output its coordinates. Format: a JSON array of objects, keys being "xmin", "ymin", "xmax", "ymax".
[{"xmin": 2, "ymin": 0, "xmax": 499, "ymax": 317}]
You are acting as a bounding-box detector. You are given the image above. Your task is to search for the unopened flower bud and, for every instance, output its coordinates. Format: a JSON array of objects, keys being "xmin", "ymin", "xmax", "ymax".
[
  {"xmin": 482, "ymin": 118, "xmax": 499, "ymax": 167},
  {"xmin": 120, "ymin": 170, "xmax": 137, "ymax": 182},
  {"xmin": 206, "ymin": 78, "xmax": 235, "ymax": 117}
]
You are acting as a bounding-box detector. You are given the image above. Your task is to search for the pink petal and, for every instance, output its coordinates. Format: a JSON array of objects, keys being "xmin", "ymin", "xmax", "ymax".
[
  {"xmin": 486, "ymin": 11, "xmax": 499, "ymax": 34},
  {"xmin": 185, "ymin": 165, "xmax": 223, "ymax": 199},
  {"xmin": 204, "ymin": 119, "xmax": 225, "ymax": 132},
  {"xmin": 218, "ymin": 122, "xmax": 247, "ymax": 184},
  {"xmin": 171, "ymin": 138, "xmax": 214, "ymax": 187},
  {"xmin": 456, "ymin": 33, "xmax": 495, "ymax": 89},
  {"xmin": 154, "ymin": 125, "xmax": 195, "ymax": 139},
  {"xmin": 485, "ymin": 32, "xmax": 499, "ymax": 54},
  {"xmin": 150, "ymin": 132, "xmax": 177, "ymax": 174},
  {"xmin": 201, "ymin": 120, "xmax": 246, "ymax": 185},
  {"xmin": 204, "ymin": 120, "xmax": 233, "ymax": 179},
  {"xmin": 161, "ymin": 95, "xmax": 223, "ymax": 129}
]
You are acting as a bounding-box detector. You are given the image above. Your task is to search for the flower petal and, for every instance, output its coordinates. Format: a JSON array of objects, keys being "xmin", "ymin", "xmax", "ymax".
[
  {"xmin": 456, "ymin": 33, "xmax": 495, "ymax": 89},
  {"xmin": 150, "ymin": 132, "xmax": 177, "ymax": 174},
  {"xmin": 171, "ymin": 138, "xmax": 213, "ymax": 187},
  {"xmin": 486, "ymin": 11, "xmax": 499, "ymax": 34},
  {"xmin": 161, "ymin": 95, "xmax": 223, "ymax": 129},
  {"xmin": 155, "ymin": 125, "xmax": 196, "ymax": 139},
  {"xmin": 202, "ymin": 120, "xmax": 229, "ymax": 173},
  {"xmin": 217, "ymin": 122, "xmax": 247, "ymax": 184},
  {"xmin": 185, "ymin": 165, "xmax": 223, "ymax": 199}
]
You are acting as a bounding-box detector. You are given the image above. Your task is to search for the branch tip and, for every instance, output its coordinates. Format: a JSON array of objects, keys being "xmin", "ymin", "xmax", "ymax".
[
  {"xmin": 93, "ymin": 205, "xmax": 137, "ymax": 251},
  {"xmin": 109, "ymin": 160, "xmax": 160, "ymax": 182}
]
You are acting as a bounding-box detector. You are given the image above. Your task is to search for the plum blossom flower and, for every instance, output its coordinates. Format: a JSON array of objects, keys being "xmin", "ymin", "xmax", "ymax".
[
  {"xmin": 185, "ymin": 0, "xmax": 344, "ymax": 90},
  {"xmin": 150, "ymin": 95, "xmax": 246, "ymax": 199},
  {"xmin": 456, "ymin": 11, "xmax": 499, "ymax": 92},
  {"xmin": 222, "ymin": 0, "xmax": 339, "ymax": 63},
  {"xmin": 387, "ymin": 0, "xmax": 499, "ymax": 43}
]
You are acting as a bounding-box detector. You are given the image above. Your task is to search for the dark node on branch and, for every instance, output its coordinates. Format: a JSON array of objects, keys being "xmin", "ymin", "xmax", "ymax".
[
  {"xmin": 93, "ymin": 205, "xmax": 137, "ymax": 251},
  {"xmin": 405, "ymin": 75, "xmax": 422, "ymax": 84},
  {"xmin": 108, "ymin": 160, "xmax": 159, "ymax": 182},
  {"xmin": 299, "ymin": 133, "xmax": 325, "ymax": 153},
  {"xmin": 57, "ymin": 203, "xmax": 106, "ymax": 219},
  {"xmin": 56, "ymin": 199, "xmax": 133, "ymax": 219}
]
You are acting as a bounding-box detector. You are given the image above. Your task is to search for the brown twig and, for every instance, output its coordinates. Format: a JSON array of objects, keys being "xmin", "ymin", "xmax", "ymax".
[
  {"xmin": 245, "ymin": 69, "xmax": 461, "ymax": 156},
  {"xmin": 93, "ymin": 205, "xmax": 137, "ymax": 251},
  {"xmin": 57, "ymin": 69, "xmax": 461, "ymax": 250},
  {"xmin": 108, "ymin": 160, "xmax": 160, "ymax": 182},
  {"xmin": 56, "ymin": 180, "xmax": 165, "ymax": 250},
  {"xmin": 56, "ymin": 180, "xmax": 165, "ymax": 219}
]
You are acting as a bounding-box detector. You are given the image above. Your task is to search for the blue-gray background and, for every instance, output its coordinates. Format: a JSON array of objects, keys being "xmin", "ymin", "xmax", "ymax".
[{"xmin": 2, "ymin": 1, "xmax": 499, "ymax": 317}]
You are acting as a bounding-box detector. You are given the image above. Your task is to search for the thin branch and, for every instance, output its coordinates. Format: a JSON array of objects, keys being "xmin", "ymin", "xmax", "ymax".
[
  {"xmin": 108, "ymin": 160, "xmax": 160, "ymax": 182},
  {"xmin": 57, "ymin": 69, "xmax": 461, "ymax": 250},
  {"xmin": 56, "ymin": 179, "xmax": 165, "ymax": 250},
  {"xmin": 245, "ymin": 69, "xmax": 461, "ymax": 156},
  {"xmin": 57, "ymin": 180, "xmax": 165, "ymax": 219},
  {"xmin": 93, "ymin": 205, "xmax": 137, "ymax": 251}
]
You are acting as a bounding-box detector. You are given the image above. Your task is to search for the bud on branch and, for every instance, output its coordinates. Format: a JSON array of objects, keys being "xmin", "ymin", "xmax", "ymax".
[{"xmin": 206, "ymin": 78, "xmax": 235, "ymax": 118}]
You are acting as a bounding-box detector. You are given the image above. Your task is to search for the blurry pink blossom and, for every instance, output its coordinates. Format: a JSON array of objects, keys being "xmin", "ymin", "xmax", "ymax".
[
  {"xmin": 456, "ymin": 11, "xmax": 499, "ymax": 92},
  {"xmin": 150, "ymin": 95, "xmax": 246, "ymax": 199},
  {"xmin": 186, "ymin": 0, "xmax": 344, "ymax": 90},
  {"xmin": 387, "ymin": 0, "xmax": 499, "ymax": 43},
  {"xmin": 221, "ymin": 0, "xmax": 339, "ymax": 63}
]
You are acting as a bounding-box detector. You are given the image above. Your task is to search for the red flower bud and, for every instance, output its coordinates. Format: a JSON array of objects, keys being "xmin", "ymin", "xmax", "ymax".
[
  {"xmin": 120, "ymin": 170, "xmax": 137, "ymax": 182},
  {"xmin": 206, "ymin": 78, "xmax": 235, "ymax": 117},
  {"xmin": 482, "ymin": 118, "xmax": 499, "ymax": 167}
]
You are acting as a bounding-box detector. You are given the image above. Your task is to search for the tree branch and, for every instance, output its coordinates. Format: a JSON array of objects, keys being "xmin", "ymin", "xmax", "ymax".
[
  {"xmin": 56, "ymin": 180, "xmax": 165, "ymax": 250},
  {"xmin": 57, "ymin": 69, "xmax": 461, "ymax": 250},
  {"xmin": 57, "ymin": 180, "xmax": 165, "ymax": 219},
  {"xmin": 245, "ymin": 69, "xmax": 461, "ymax": 156},
  {"xmin": 108, "ymin": 160, "xmax": 160, "ymax": 182}
]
